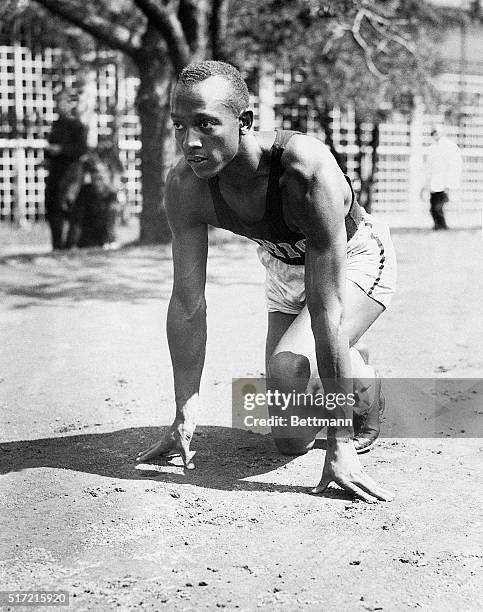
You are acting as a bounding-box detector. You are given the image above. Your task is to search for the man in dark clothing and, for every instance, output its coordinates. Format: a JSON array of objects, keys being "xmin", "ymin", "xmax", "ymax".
[
  {"xmin": 44, "ymin": 92, "xmax": 88, "ymax": 249},
  {"xmin": 429, "ymin": 190, "xmax": 449, "ymax": 230},
  {"xmin": 66, "ymin": 162, "xmax": 118, "ymax": 248}
]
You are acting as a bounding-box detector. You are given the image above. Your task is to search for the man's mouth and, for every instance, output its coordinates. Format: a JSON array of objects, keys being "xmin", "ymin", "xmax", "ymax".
[{"xmin": 187, "ymin": 156, "xmax": 207, "ymax": 163}]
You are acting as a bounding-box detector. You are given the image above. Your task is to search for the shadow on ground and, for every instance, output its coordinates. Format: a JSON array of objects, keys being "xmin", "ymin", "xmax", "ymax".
[
  {"xmin": 0, "ymin": 244, "xmax": 262, "ymax": 308},
  {"xmin": 0, "ymin": 425, "xmax": 346, "ymax": 498}
]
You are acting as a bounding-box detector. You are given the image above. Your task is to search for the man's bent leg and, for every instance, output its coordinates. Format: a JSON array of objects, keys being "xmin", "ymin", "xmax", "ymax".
[
  {"xmin": 265, "ymin": 311, "xmax": 308, "ymax": 454},
  {"xmin": 436, "ymin": 202, "xmax": 448, "ymax": 230},
  {"xmin": 265, "ymin": 311, "xmax": 297, "ymax": 376},
  {"xmin": 267, "ymin": 349, "xmax": 316, "ymax": 455},
  {"xmin": 430, "ymin": 192, "xmax": 449, "ymax": 230},
  {"xmin": 266, "ymin": 281, "xmax": 384, "ymax": 455}
]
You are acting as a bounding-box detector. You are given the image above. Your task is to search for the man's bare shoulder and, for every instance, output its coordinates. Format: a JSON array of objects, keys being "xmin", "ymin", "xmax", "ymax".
[
  {"xmin": 166, "ymin": 159, "xmax": 211, "ymax": 226},
  {"xmin": 281, "ymin": 134, "xmax": 336, "ymax": 178},
  {"xmin": 281, "ymin": 133, "xmax": 350, "ymax": 200}
]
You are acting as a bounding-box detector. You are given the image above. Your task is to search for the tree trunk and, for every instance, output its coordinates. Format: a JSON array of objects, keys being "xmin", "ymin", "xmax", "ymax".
[{"xmin": 135, "ymin": 26, "xmax": 175, "ymax": 243}]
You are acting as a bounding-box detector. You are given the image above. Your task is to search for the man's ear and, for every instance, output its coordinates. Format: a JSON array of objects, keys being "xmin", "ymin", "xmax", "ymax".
[{"xmin": 239, "ymin": 109, "xmax": 253, "ymax": 134}]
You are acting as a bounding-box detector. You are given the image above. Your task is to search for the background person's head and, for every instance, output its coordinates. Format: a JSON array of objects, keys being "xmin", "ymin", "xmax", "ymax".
[
  {"xmin": 430, "ymin": 124, "xmax": 445, "ymax": 142},
  {"xmin": 171, "ymin": 61, "xmax": 253, "ymax": 178},
  {"xmin": 54, "ymin": 90, "xmax": 79, "ymax": 118},
  {"xmin": 89, "ymin": 162, "xmax": 111, "ymax": 195}
]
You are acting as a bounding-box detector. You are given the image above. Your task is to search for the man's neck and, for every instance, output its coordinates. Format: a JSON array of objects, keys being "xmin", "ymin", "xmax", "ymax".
[{"xmin": 217, "ymin": 131, "xmax": 266, "ymax": 190}]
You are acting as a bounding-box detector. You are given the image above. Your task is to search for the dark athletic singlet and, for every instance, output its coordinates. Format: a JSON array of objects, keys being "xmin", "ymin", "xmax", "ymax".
[{"xmin": 208, "ymin": 130, "xmax": 363, "ymax": 266}]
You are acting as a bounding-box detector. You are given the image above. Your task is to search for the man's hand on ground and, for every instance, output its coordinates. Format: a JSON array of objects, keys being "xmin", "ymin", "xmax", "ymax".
[
  {"xmin": 312, "ymin": 438, "xmax": 394, "ymax": 503},
  {"xmin": 136, "ymin": 420, "xmax": 196, "ymax": 469}
]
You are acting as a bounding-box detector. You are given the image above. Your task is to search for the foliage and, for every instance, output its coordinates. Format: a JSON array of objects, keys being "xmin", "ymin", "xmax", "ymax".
[
  {"xmin": 229, "ymin": 0, "xmax": 461, "ymax": 118},
  {"xmin": 1, "ymin": 0, "xmax": 231, "ymax": 242},
  {"xmin": 1, "ymin": 0, "xmax": 469, "ymax": 228},
  {"xmin": 227, "ymin": 0, "xmax": 464, "ymax": 210}
]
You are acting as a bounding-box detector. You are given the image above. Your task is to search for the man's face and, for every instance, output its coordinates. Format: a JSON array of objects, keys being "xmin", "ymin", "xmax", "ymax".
[
  {"xmin": 56, "ymin": 95, "xmax": 71, "ymax": 116},
  {"xmin": 431, "ymin": 127, "xmax": 441, "ymax": 142},
  {"xmin": 91, "ymin": 167, "xmax": 109, "ymax": 191},
  {"xmin": 171, "ymin": 76, "xmax": 241, "ymax": 178}
]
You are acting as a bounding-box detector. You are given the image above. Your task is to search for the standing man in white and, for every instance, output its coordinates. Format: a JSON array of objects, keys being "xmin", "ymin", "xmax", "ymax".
[{"xmin": 425, "ymin": 125, "xmax": 463, "ymax": 230}]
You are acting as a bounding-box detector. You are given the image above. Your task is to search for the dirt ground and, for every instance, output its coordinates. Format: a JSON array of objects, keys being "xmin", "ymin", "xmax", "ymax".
[{"xmin": 1, "ymin": 229, "xmax": 482, "ymax": 611}]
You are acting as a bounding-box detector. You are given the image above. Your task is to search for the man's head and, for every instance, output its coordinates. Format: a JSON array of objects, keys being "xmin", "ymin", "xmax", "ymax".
[
  {"xmin": 89, "ymin": 161, "xmax": 111, "ymax": 195},
  {"xmin": 171, "ymin": 61, "xmax": 253, "ymax": 178},
  {"xmin": 430, "ymin": 125, "xmax": 445, "ymax": 142},
  {"xmin": 54, "ymin": 90, "xmax": 78, "ymax": 117},
  {"xmin": 177, "ymin": 61, "xmax": 250, "ymax": 117}
]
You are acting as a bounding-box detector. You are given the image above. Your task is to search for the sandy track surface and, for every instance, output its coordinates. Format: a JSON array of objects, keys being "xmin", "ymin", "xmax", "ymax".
[{"xmin": 1, "ymin": 230, "xmax": 482, "ymax": 610}]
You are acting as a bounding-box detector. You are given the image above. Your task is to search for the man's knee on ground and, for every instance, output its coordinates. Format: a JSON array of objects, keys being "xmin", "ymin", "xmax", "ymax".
[{"xmin": 268, "ymin": 351, "xmax": 310, "ymax": 389}]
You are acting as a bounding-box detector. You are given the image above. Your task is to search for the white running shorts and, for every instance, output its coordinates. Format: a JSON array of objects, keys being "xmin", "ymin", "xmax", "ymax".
[{"xmin": 258, "ymin": 211, "xmax": 397, "ymax": 315}]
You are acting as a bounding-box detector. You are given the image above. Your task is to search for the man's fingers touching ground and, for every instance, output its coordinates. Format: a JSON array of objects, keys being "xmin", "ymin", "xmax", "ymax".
[
  {"xmin": 136, "ymin": 439, "xmax": 173, "ymax": 462},
  {"xmin": 334, "ymin": 479, "xmax": 379, "ymax": 503},
  {"xmin": 179, "ymin": 443, "xmax": 196, "ymax": 470},
  {"xmin": 311, "ymin": 473, "xmax": 394, "ymax": 503},
  {"xmin": 310, "ymin": 475, "xmax": 332, "ymax": 495},
  {"xmin": 311, "ymin": 475, "xmax": 374, "ymax": 503},
  {"xmin": 135, "ymin": 434, "xmax": 196, "ymax": 469},
  {"xmin": 353, "ymin": 473, "xmax": 395, "ymax": 502}
]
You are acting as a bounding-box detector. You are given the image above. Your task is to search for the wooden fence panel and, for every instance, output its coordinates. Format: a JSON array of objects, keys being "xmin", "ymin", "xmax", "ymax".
[{"xmin": 1, "ymin": 46, "xmax": 482, "ymax": 228}]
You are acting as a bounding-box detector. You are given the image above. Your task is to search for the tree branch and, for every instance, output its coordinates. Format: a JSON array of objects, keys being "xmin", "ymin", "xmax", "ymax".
[
  {"xmin": 364, "ymin": 10, "xmax": 417, "ymax": 56},
  {"xmin": 321, "ymin": 22, "xmax": 350, "ymax": 56},
  {"xmin": 351, "ymin": 10, "xmax": 385, "ymax": 78},
  {"xmin": 210, "ymin": 0, "xmax": 230, "ymax": 60},
  {"xmin": 360, "ymin": 0, "xmax": 409, "ymax": 25},
  {"xmin": 133, "ymin": 0, "xmax": 191, "ymax": 71},
  {"xmin": 33, "ymin": 0, "xmax": 140, "ymax": 59}
]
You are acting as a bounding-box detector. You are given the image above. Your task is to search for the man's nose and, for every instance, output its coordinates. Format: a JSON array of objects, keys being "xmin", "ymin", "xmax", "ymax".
[{"xmin": 183, "ymin": 127, "xmax": 202, "ymax": 149}]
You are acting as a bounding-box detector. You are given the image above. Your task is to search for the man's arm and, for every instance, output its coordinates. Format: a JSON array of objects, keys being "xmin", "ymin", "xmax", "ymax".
[
  {"xmin": 282, "ymin": 136, "xmax": 393, "ymax": 502},
  {"xmin": 167, "ymin": 183, "xmax": 208, "ymax": 426},
  {"xmin": 282, "ymin": 137, "xmax": 351, "ymax": 428},
  {"xmin": 137, "ymin": 166, "xmax": 208, "ymax": 467}
]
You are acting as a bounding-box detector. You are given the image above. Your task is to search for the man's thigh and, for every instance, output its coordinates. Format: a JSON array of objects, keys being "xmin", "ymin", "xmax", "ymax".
[
  {"xmin": 265, "ymin": 282, "xmax": 384, "ymax": 453},
  {"xmin": 265, "ymin": 311, "xmax": 296, "ymax": 374},
  {"xmin": 267, "ymin": 280, "xmax": 384, "ymax": 376}
]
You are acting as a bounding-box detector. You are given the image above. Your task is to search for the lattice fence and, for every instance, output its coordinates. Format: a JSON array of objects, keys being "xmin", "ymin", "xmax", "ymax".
[
  {"xmin": 0, "ymin": 44, "xmax": 143, "ymax": 222},
  {"xmin": 1, "ymin": 44, "xmax": 482, "ymax": 226},
  {"xmin": 272, "ymin": 67, "xmax": 483, "ymax": 222},
  {"xmin": 435, "ymin": 72, "xmax": 483, "ymax": 214}
]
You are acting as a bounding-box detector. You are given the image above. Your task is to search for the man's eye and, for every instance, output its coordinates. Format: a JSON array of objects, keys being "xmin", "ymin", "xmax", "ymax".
[
  {"xmin": 199, "ymin": 120, "xmax": 213, "ymax": 129},
  {"xmin": 172, "ymin": 122, "xmax": 183, "ymax": 130}
]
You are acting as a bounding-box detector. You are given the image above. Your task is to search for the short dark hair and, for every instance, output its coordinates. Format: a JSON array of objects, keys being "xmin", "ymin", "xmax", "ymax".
[{"xmin": 177, "ymin": 61, "xmax": 250, "ymax": 116}]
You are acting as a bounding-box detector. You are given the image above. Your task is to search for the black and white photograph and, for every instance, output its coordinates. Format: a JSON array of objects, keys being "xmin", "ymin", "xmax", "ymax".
[{"xmin": 1, "ymin": 0, "xmax": 482, "ymax": 609}]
